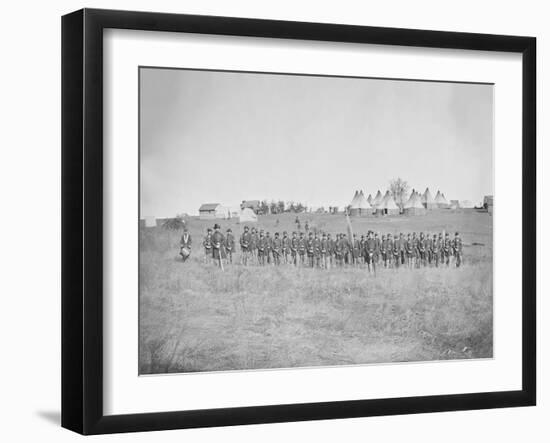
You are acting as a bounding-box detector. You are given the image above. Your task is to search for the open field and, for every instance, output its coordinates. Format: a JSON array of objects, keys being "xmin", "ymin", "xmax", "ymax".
[{"xmin": 139, "ymin": 211, "xmax": 493, "ymax": 374}]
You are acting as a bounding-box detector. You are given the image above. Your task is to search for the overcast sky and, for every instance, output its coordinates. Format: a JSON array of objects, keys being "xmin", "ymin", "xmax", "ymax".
[{"xmin": 140, "ymin": 68, "xmax": 493, "ymax": 217}]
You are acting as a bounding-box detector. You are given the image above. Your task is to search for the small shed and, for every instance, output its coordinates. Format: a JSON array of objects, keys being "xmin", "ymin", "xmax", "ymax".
[{"xmin": 199, "ymin": 203, "xmax": 226, "ymax": 220}]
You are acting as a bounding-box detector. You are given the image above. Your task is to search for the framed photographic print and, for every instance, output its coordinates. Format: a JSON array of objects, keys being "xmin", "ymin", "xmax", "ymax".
[{"xmin": 62, "ymin": 8, "xmax": 536, "ymax": 435}]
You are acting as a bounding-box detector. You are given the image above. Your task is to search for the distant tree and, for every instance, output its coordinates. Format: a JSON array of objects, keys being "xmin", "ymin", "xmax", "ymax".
[
  {"xmin": 332, "ymin": 206, "xmax": 339, "ymax": 214},
  {"xmin": 390, "ymin": 177, "xmax": 410, "ymax": 211},
  {"xmin": 295, "ymin": 202, "xmax": 304, "ymax": 213},
  {"xmin": 277, "ymin": 200, "xmax": 285, "ymax": 213},
  {"xmin": 270, "ymin": 200, "xmax": 278, "ymax": 214},
  {"xmin": 260, "ymin": 200, "xmax": 269, "ymax": 215}
]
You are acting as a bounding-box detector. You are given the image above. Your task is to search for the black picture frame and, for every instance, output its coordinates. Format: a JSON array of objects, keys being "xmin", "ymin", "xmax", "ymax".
[{"xmin": 62, "ymin": 8, "xmax": 536, "ymax": 435}]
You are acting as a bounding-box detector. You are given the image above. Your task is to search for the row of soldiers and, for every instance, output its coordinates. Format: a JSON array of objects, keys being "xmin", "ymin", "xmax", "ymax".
[{"xmin": 181, "ymin": 224, "xmax": 464, "ymax": 270}]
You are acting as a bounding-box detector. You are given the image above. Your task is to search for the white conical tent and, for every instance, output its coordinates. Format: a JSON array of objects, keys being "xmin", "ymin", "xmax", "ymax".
[
  {"xmin": 434, "ymin": 190, "xmax": 449, "ymax": 208},
  {"xmin": 349, "ymin": 190, "xmax": 360, "ymax": 207},
  {"xmin": 239, "ymin": 207, "xmax": 258, "ymax": 223},
  {"xmin": 403, "ymin": 190, "xmax": 416, "ymax": 209},
  {"xmin": 372, "ymin": 190, "xmax": 383, "ymax": 207},
  {"xmin": 376, "ymin": 191, "xmax": 399, "ymax": 215},
  {"xmin": 366, "ymin": 194, "xmax": 373, "ymax": 205},
  {"xmin": 422, "ymin": 187, "xmax": 437, "ymax": 209}
]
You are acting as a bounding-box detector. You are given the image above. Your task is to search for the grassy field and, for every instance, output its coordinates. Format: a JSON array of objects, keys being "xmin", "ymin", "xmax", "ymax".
[{"xmin": 139, "ymin": 211, "xmax": 493, "ymax": 374}]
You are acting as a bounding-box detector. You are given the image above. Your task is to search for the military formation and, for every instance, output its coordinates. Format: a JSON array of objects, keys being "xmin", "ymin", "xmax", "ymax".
[{"xmin": 180, "ymin": 223, "xmax": 464, "ymax": 270}]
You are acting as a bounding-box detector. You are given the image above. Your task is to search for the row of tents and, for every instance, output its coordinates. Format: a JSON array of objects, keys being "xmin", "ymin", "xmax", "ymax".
[{"xmin": 349, "ymin": 188, "xmax": 475, "ymax": 216}]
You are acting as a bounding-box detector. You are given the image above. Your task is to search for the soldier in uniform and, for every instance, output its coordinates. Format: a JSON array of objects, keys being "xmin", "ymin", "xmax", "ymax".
[
  {"xmin": 313, "ymin": 232, "xmax": 322, "ymax": 268},
  {"xmin": 306, "ymin": 232, "xmax": 315, "ymax": 268},
  {"xmin": 203, "ymin": 228, "xmax": 213, "ymax": 264},
  {"xmin": 282, "ymin": 231, "xmax": 291, "ymax": 264},
  {"xmin": 380, "ymin": 234, "xmax": 388, "ymax": 267},
  {"xmin": 412, "ymin": 232, "xmax": 419, "ymax": 268},
  {"xmin": 352, "ymin": 234, "xmax": 361, "ymax": 266},
  {"xmin": 320, "ymin": 233, "xmax": 329, "ymax": 269},
  {"xmin": 438, "ymin": 232, "xmax": 444, "ymax": 264},
  {"xmin": 443, "ymin": 232, "xmax": 452, "ymax": 266},
  {"xmin": 431, "ymin": 233, "xmax": 440, "ymax": 267},
  {"xmin": 425, "ymin": 232, "xmax": 433, "ymax": 265},
  {"xmin": 453, "ymin": 232, "xmax": 463, "ymax": 267},
  {"xmin": 224, "ymin": 228, "xmax": 235, "ymax": 264},
  {"xmin": 249, "ymin": 227, "xmax": 258, "ymax": 264},
  {"xmin": 418, "ymin": 232, "xmax": 427, "ymax": 267},
  {"xmin": 290, "ymin": 231, "xmax": 299, "ymax": 266},
  {"xmin": 211, "ymin": 224, "xmax": 225, "ymax": 268},
  {"xmin": 392, "ymin": 233, "xmax": 400, "ymax": 268},
  {"xmin": 240, "ymin": 225, "xmax": 252, "ymax": 266},
  {"xmin": 272, "ymin": 232, "xmax": 282, "ymax": 265},
  {"xmin": 327, "ymin": 233, "xmax": 335, "ymax": 269},
  {"xmin": 298, "ymin": 232, "xmax": 307, "ymax": 266},
  {"xmin": 179, "ymin": 226, "xmax": 192, "ymax": 262},
  {"xmin": 359, "ymin": 235, "xmax": 366, "ymax": 265},
  {"xmin": 374, "ymin": 233, "xmax": 381, "ymax": 265},
  {"xmin": 342, "ymin": 234, "xmax": 351, "ymax": 265},
  {"xmin": 365, "ymin": 231, "xmax": 377, "ymax": 273},
  {"xmin": 386, "ymin": 234, "xmax": 394, "ymax": 268},
  {"xmin": 257, "ymin": 230, "xmax": 268, "ymax": 266},
  {"xmin": 265, "ymin": 231, "xmax": 273, "ymax": 265},
  {"xmin": 405, "ymin": 233, "xmax": 414, "ymax": 268},
  {"xmin": 334, "ymin": 234, "xmax": 344, "ymax": 267},
  {"xmin": 398, "ymin": 233, "xmax": 406, "ymax": 265}
]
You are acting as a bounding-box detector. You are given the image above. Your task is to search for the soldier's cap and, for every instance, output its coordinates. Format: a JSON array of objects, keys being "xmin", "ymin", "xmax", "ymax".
[
  {"xmin": 244, "ymin": 226, "xmax": 249, "ymax": 230},
  {"xmin": 309, "ymin": 232, "xmax": 313, "ymax": 236},
  {"xmin": 207, "ymin": 228, "xmax": 212, "ymax": 232},
  {"xmin": 227, "ymin": 228, "xmax": 232, "ymax": 232},
  {"xmin": 275, "ymin": 232, "xmax": 279, "ymax": 236},
  {"xmin": 455, "ymin": 232, "xmax": 459, "ymax": 235},
  {"xmin": 445, "ymin": 233, "xmax": 449, "ymax": 236},
  {"xmin": 375, "ymin": 232, "xmax": 379, "ymax": 236},
  {"xmin": 214, "ymin": 224, "xmax": 220, "ymax": 229},
  {"xmin": 283, "ymin": 231, "xmax": 287, "ymax": 235},
  {"xmin": 322, "ymin": 233, "xmax": 326, "ymax": 236},
  {"xmin": 292, "ymin": 231, "xmax": 297, "ymax": 235}
]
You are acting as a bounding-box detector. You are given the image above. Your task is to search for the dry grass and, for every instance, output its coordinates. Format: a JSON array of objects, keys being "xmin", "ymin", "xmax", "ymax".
[{"xmin": 139, "ymin": 211, "xmax": 493, "ymax": 374}]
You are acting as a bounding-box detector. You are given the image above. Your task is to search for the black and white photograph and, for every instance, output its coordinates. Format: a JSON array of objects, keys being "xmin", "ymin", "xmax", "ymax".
[{"xmin": 139, "ymin": 67, "xmax": 494, "ymax": 375}]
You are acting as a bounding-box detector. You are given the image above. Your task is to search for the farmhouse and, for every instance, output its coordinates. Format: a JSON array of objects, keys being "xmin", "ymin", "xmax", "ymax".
[{"xmin": 199, "ymin": 203, "xmax": 227, "ymax": 220}]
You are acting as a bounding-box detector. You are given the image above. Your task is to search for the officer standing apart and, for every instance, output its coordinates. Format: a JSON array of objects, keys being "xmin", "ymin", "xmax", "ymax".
[
  {"xmin": 179, "ymin": 226, "xmax": 192, "ymax": 262},
  {"xmin": 211, "ymin": 224, "xmax": 225, "ymax": 268}
]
